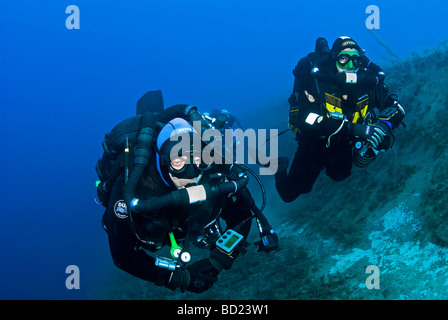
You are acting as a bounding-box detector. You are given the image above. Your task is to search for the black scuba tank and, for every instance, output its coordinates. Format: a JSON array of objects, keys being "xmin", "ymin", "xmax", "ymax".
[{"xmin": 95, "ymin": 90, "xmax": 165, "ymax": 207}]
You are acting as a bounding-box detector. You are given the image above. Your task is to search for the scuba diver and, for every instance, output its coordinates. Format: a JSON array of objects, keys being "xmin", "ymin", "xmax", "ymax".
[
  {"xmin": 276, "ymin": 36, "xmax": 406, "ymax": 202},
  {"xmin": 96, "ymin": 102, "xmax": 278, "ymax": 293}
]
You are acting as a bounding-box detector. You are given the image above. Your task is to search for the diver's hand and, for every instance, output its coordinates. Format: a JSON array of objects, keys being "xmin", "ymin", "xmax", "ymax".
[
  {"xmin": 185, "ymin": 259, "xmax": 220, "ymax": 293},
  {"xmin": 348, "ymin": 122, "xmax": 388, "ymax": 149}
]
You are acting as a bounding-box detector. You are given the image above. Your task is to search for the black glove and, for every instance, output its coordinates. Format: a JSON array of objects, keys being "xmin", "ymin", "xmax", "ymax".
[
  {"xmin": 185, "ymin": 259, "xmax": 220, "ymax": 293},
  {"xmin": 348, "ymin": 122, "xmax": 388, "ymax": 149},
  {"xmin": 164, "ymin": 258, "xmax": 220, "ymax": 293}
]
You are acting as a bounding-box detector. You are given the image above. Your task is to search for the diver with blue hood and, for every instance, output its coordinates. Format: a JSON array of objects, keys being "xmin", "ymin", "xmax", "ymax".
[{"xmin": 98, "ymin": 103, "xmax": 278, "ymax": 293}]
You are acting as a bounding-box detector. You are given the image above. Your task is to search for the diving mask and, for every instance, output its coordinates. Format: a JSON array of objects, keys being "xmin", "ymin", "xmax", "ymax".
[
  {"xmin": 167, "ymin": 150, "xmax": 213, "ymax": 180},
  {"xmin": 337, "ymin": 50, "xmax": 361, "ymax": 70}
]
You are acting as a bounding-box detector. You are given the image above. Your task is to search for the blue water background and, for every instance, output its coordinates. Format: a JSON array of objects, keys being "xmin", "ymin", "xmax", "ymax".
[{"xmin": 0, "ymin": 0, "xmax": 446, "ymax": 299}]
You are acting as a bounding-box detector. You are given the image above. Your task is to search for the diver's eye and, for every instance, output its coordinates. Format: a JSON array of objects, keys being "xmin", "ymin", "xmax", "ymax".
[
  {"xmin": 337, "ymin": 53, "xmax": 361, "ymax": 68},
  {"xmin": 351, "ymin": 56, "xmax": 361, "ymax": 67},
  {"xmin": 338, "ymin": 54, "xmax": 350, "ymax": 66},
  {"xmin": 171, "ymin": 156, "xmax": 187, "ymax": 171}
]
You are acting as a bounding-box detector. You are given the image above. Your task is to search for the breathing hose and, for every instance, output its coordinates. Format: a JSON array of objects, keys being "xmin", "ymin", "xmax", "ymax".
[
  {"xmin": 130, "ymin": 175, "xmax": 249, "ymax": 214},
  {"xmin": 123, "ymin": 120, "xmax": 156, "ymax": 210}
]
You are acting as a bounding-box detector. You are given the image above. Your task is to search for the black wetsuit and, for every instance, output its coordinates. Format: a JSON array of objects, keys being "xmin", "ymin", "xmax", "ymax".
[
  {"xmin": 101, "ymin": 158, "xmax": 252, "ymax": 285},
  {"xmin": 275, "ymin": 53, "xmax": 405, "ymax": 203}
]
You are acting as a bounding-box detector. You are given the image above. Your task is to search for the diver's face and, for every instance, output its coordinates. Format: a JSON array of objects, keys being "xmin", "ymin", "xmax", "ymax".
[
  {"xmin": 170, "ymin": 155, "xmax": 201, "ymax": 170},
  {"xmin": 169, "ymin": 155, "xmax": 202, "ymax": 189},
  {"xmin": 336, "ymin": 48, "xmax": 360, "ymax": 73}
]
